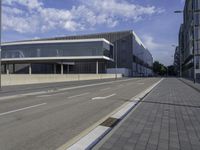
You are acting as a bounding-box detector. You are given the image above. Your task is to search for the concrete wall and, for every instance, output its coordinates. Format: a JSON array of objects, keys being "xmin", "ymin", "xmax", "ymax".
[
  {"xmin": 107, "ymin": 68, "xmax": 131, "ymax": 77},
  {"xmin": 1, "ymin": 74, "xmax": 122, "ymax": 86}
]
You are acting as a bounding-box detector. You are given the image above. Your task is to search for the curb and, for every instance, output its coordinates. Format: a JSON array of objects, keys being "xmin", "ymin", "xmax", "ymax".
[
  {"xmin": 65, "ymin": 78, "xmax": 164, "ymax": 150},
  {"xmin": 179, "ymin": 78, "xmax": 200, "ymax": 93}
]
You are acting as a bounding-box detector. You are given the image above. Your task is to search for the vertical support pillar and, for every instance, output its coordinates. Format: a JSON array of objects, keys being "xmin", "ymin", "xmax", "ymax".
[
  {"xmin": 96, "ymin": 61, "xmax": 99, "ymax": 74},
  {"xmin": 67, "ymin": 65, "xmax": 70, "ymax": 74},
  {"xmin": 61, "ymin": 62, "xmax": 63, "ymax": 74},
  {"xmin": 6, "ymin": 64, "xmax": 9, "ymax": 75},
  {"xmin": 105, "ymin": 62, "xmax": 107, "ymax": 73},
  {"xmin": 29, "ymin": 64, "xmax": 32, "ymax": 75},
  {"xmin": 4, "ymin": 64, "xmax": 6, "ymax": 74},
  {"xmin": 54, "ymin": 64, "xmax": 57, "ymax": 74},
  {"xmin": 194, "ymin": 55, "xmax": 196, "ymax": 83},
  {"xmin": 13, "ymin": 64, "xmax": 15, "ymax": 74}
]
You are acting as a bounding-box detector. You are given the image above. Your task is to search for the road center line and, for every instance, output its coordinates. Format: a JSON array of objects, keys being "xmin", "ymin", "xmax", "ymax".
[
  {"xmin": 37, "ymin": 92, "xmax": 68, "ymax": 98},
  {"xmin": 0, "ymin": 103, "xmax": 47, "ymax": 117},
  {"xmin": 0, "ymin": 78, "xmax": 137, "ymax": 101},
  {"xmin": 137, "ymin": 83, "xmax": 144, "ymax": 85},
  {"xmin": 117, "ymin": 84, "xmax": 125, "ymax": 87},
  {"xmin": 68, "ymin": 93, "xmax": 90, "ymax": 99},
  {"xmin": 92, "ymin": 93, "xmax": 116, "ymax": 100},
  {"xmin": 100, "ymin": 87, "xmax": 111, "ymax": 91}
]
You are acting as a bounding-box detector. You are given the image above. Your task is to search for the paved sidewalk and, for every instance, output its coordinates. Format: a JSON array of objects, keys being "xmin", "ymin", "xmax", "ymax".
[
  {"xmin": 179, "ymin": 78, "xmax": 200, "ymax": 92},
  {"xmin": 98, "ymin": 78, "xmax": 200, "ymax": 150}
]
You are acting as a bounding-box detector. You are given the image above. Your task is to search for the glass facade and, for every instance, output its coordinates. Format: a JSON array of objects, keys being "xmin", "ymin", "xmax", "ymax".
[
  {"xmin": 2, "ymin": 41, "xmax": 113, "ymax": 59},
  {"xmin": 179, "ymin": 0, "xmax": 200, "ymax": 78},
  {"xmin": 47, "ymin": 30, "xmax": 153, "ymax": 77},
  {"xmin": 1, "ymin": 30, "xmax": 153, "ymax": 76},
  {"xmin": 132, "ymin": 33, "xmax": 153, "ymax": 76}
]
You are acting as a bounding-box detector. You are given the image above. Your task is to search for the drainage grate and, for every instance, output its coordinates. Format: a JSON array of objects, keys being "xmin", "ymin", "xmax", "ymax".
[{"xmin": 100, "ymin": 117, "xmax": 120, "ymax": 128}]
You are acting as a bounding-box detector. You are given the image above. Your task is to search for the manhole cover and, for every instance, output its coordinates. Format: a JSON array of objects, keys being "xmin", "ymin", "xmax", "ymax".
[{"xmin": 100, "ymin": 117, "xmax": 120, "ymax": 128}]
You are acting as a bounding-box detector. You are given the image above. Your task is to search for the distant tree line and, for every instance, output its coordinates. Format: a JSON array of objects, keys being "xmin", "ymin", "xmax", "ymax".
[{"xmin": 153, "ymin": 61, "xmax": 176, "ymax": 76}]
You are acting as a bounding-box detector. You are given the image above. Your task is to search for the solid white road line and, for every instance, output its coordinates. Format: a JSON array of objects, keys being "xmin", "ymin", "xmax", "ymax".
[
  {"xmin": 100, "ymin": 87, "xmax": 111, "ymax": 91},
  {"xmin": 92, "ymin": 94, "xmax": 116, "ymax": 100},
  {"xmin": 68, "ymin": 93, "xmax": 90, "ymax": 99},
  {"xmin": 67, "ymin": 126, "xmax": 110, "ymax": 150},
  {"xmin": 0, "ymin": 103, "xmax": 47, "ymax": 117}
]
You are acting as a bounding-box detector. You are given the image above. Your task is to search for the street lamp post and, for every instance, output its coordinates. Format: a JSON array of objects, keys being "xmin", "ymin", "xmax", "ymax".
[
  {"xmin": 0, "ymin": 0, "xmax": 2, "ymax": 90},
  {"xmin": 115, "ymin": 41, "xmax": 118, "ymax": 80},
  {"xmin": 180, "ymin": 47, "xmax": 182, "ymax": 77},
  {"xmin": 192, "ymin": 1, "xmax": 196, "ymax": 83}
]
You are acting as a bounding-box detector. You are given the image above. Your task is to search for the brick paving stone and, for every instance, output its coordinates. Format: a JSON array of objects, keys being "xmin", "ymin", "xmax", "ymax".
[{"xmin": 98, "ymin": 78, "xmax": 200, "ymax": 150}]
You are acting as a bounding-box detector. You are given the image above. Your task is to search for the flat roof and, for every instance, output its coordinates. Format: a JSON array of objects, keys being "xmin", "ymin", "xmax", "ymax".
[
  {"xmin": 2, "ymin": 38, "xmax": 113, "ymax": 46},
  {"xmin": 132, "ymin": 31, "xmax": 146, "ymax": 49},
  {"xmin": 1, "ymin": 56, "xmax": 114, "ymax": 63}
]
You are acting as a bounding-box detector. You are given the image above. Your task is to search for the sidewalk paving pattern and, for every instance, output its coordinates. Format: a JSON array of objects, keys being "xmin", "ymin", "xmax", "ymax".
[{"xmin": 99, "ymin": 78, "xmax": 200, "ymax": 150}]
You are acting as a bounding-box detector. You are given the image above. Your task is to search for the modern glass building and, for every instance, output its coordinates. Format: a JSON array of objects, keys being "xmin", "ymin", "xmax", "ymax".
[
  {"xmin": 176, "ymin": 0, "xmax": 200, "ymax": 80},
  {"xmin": 34, "ymin": 30, "xmax": 153, "ymax": 76},
  {"xmin": 1, "ymin": 39, "xmax": 114, "ymax": 74},
  {"xmin": 1, "ymin": 30, "xmax": 153, "ymax": 77}
]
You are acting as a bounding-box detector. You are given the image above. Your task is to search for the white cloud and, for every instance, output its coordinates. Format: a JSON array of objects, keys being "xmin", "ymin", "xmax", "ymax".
[
  {"xmin": 3, "ymin": 0, "xmax": 43, "ymax": 10},
  {"xmin": 142, "ymin": 35, "xmax": 164, "ymax": 50},
  {"xmin": 2, "ymin": 0, "xmax": 164, "ymax": 33},
  {"xmin": 142, "ymin": 35, "xmax": 174, "ymax": 66}
]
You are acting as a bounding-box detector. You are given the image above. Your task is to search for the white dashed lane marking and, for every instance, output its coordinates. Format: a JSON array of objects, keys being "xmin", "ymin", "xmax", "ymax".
[{"xmin": 0, "ymin": 103, "xmax": 47, "ymax": 117}]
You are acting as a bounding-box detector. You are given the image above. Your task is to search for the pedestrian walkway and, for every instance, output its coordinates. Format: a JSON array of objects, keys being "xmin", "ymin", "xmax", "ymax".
[
  {"xmin": 180, "ymin": 78, "xmax": 200, "ymax": 92},
  {"xmin": 98, "ymin": 78, "xmax": 200, "ymax": 150}
]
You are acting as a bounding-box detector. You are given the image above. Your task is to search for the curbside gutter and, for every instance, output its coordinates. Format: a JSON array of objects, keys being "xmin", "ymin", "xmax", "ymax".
[{"xmin": 60, "ymin": 78, "xmax": 164, "ymax": 150}]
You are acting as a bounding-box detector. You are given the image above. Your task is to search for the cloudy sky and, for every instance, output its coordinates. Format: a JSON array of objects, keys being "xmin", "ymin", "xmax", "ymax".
[{"xmin": 2, "ymin": 0, "xmax": 185, "ymax": 65}]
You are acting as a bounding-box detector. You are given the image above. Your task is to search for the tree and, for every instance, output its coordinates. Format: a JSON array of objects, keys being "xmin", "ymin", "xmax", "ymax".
[
  {"xmin": 153, "ymin": 61, "xmax": 167, "ymax": 76},
  {"xmin": 167, "ymin": 65, "xmax": 176, "ymax": 76}
]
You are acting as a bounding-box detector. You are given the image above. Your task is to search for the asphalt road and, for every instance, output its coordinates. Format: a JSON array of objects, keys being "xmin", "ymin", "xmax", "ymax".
[{"xmin": 0, "ymin": 78, "xmax": 160, "ymax": 150}]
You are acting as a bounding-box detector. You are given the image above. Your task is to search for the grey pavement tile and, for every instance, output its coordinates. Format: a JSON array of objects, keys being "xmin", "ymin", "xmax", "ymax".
[
  {"xmin": 145, "ymin": 143, "xmax": 157, "ymax": 150},
  {"xmin": 134, "ymin": 142, "xmax": 146, "ymax": 150},
  {"xmin": 98, "ymin": 79, "xmax": 200, "ymax": 150},
  {"xmin": 122, "ymin": 144, "xmax": 134, "ymax": 150},
  {"xmin": 101, "ymin": 142, "xmax": 113, "ymax": 149},
  {"xmin": 191, "ymin": 144, "xmax": 200, "ymax": 150}
]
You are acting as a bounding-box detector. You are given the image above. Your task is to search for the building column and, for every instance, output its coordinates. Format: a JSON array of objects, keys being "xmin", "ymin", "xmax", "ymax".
[
  {"xmin": 6, "ymin": 64, "xmax": 9, "ymax": 75},
  {"xmin": 13, "ymin": 64, "xmax": 15, "ymax": 74},
  {"xmin": 61, "ymin": 62, "xmax": 63, "ymax": 74},
  {"xmin": 29, "ymin": 64, "xmax": 32, "ymax": 75},
  {"xmin": 67, "ymin": 65, "xmax": 70, "ymax": 74},
  {"xmin": 96, "ymin": 61, "xmax": 99, "ymax": 74},
  {"xmin": 54, "ymin": 64, "xmax": 57, "ymax": 74},
  {"xmin": 4, "ymin": 64, "xmax": 6, "ymax": 74},
  {"xmin": 105, "ymin": 62, "xmax": 107, "ymax": 73}
]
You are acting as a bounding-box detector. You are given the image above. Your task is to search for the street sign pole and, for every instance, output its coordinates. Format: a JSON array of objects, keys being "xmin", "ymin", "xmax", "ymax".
[
  {"xmin": 193, "ymin": 0, "xmax": 196, "ymax": 83},
  {"xmin": 0, "ymin": 0, "xmax": 2, "ymax": 90}
]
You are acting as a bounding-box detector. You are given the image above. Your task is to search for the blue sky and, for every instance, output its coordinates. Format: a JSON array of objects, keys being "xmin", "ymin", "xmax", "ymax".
[{"xmin": 2, "ymin": 0, "xmax": 185, "ymax": 65}]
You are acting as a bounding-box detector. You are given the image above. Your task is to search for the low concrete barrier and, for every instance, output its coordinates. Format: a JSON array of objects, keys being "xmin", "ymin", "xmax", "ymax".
[{"xmin": 1, "ymin": 74, "xmax": 122, "ymax": 86}]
